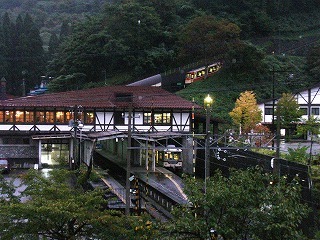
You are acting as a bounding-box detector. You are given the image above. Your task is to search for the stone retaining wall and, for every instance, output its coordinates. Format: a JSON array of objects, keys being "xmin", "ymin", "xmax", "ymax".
[{"xmin": 0, "ymin": 145, "xmax": 38, "ymax": 159}]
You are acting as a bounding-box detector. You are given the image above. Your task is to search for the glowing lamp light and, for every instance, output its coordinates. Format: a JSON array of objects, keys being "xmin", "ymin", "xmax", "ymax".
[{"xmin": 204, "ymin": 94, "xmax": 213, "ymax": 109}]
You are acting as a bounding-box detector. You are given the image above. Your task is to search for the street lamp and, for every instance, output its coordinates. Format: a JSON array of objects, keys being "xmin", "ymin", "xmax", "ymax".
[
  {"xmin": 209, "ymin": 228, "xmax": 218, "ymax": 240},
  {"xmin": 204, "ymin": 94, "xmax": 213, "ymax": 194}
]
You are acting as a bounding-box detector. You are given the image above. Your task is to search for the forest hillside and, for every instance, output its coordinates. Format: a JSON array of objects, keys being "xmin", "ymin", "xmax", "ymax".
[{"xmin": 0, "ymin": 0, "xmax": 319, "ymax": 125}]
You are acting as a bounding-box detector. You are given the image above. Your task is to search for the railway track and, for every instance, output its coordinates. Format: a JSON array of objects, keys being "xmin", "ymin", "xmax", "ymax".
[{"xmin": 92, "ymin": 151, "xmax": 184, "ymax": 221}]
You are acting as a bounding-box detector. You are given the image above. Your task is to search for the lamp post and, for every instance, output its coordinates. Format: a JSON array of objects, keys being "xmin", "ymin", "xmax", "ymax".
[
  {"xmin": 204, "ymin": 94, "xmax": 213, "ymax": 194},
  {"xmin": 209, "ymin": 228, "xmax": 218, "ymax": 240}
]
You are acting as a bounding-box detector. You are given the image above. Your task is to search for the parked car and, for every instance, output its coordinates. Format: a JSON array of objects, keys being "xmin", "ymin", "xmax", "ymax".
[{"xmin": 0, "ymin": 159, "xmax": 10, "ymax": 174}]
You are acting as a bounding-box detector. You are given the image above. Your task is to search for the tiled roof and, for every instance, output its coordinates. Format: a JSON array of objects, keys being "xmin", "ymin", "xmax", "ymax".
[{"xmin": 0, "ymin": 86, "xmax": 201, "ymax": 110}]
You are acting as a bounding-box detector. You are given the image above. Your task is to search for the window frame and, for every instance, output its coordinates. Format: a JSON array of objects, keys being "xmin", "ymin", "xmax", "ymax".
[
  {"xmin": 264, "ymin": 107, "xmax": 274, "ymax": 115},
  {"xmin": 311, "ymin": 107, "xmax": 319, "ymax": 116},
  {"xmin": 153, "ymin": 111, "xmax": 171, "ymax": 125}
]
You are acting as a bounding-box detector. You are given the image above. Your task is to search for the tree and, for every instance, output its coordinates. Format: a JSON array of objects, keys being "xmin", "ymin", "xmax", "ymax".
[
  {"xmin": 48, "ymin": 1, "xmax": 176, "ymax": 88},
  {"xmin": 275, "ymin": 93, "xmax": 303, "ymax": 139},
  {"xmin": 0, "ymin": 13, "xmax": 45, "ymax": 95},
  {"xmin": 60, "ymin": 20, "xmax": 72, "ymax": 41},
  {"xmin": 0, "ymin": 169, "xmax": 153, "ymax": 240},
  {"xmin": 229, "ymin": 90, "xmax": 262, "ymax": 134},
  {"xmin": 161, "ymin": 168, "xmax": 309, "ymax": 240},
  {"xmin": 178, "ymin": 15, "xmax": 241, "ymax": 63},
  {"xmin": 47, "ymin": 73, "xmax": 87, "ymax": 92},
  {"xmin": 48, "ymin": 33, "xmax": 60, "ymax": 58},
  {"xmin": 296, "ymin": 115, "xmax": 320, "ymax": 165},
  {"xmin": 306, "ymin": 43, "xmax": 320, "ymax": 81}
]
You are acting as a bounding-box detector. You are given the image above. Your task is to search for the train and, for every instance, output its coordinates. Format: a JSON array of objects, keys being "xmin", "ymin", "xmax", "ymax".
[
  {"xmin": 185, "ymin": 62, "xmax": 222, "ymax": 85},
  {"xmin": 157, "ymin": 145, "xmax": 183, "ymax": 169}
]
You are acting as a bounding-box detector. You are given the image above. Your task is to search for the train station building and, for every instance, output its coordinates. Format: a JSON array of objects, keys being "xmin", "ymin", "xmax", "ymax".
[{"xmin": 0, "ymin": 84, "xmax": 218, "ymax": 174}]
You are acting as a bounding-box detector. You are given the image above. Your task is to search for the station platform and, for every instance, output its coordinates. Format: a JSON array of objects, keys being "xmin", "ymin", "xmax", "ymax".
[{"xmin": 94, "ymin": 149, "xmax": 188, "ymax": 205}]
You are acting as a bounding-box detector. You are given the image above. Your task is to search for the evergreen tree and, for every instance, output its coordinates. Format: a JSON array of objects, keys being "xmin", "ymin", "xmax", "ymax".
[
  {"xmin": 60, "ymin": 20, "xmax": 72, "ymax": 41},
  {"xmin": 48, "ymin": 33, "xmax": 60, "ymax": 58},
  {"xmin": 0, "ymin": 13, "xmax": 45, "ymax": 95},
  {"xmin": 1, "ymin": 12, "xmax": 14, "ymax": 93},
  {"xmin": 22, "ymin": 13, "xmax": 45, "ymax": 90}
]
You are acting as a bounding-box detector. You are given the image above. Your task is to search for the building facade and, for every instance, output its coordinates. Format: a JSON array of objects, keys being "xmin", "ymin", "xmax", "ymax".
[
  {"xmin": 259, "ymin": 83, "xmax": 320, "ymax": 135},
  {"xmin": 0, "ymin": 85, "xmax": 203, "ymax": 173}
]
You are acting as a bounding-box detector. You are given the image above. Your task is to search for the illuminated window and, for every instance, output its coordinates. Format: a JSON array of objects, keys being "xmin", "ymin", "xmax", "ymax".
[
  {"xmin": 66, "ymin": 111, "xmax": 73, "ymax": 122},
  {"xmin": 76, "ymin": 112, "xmax": 83, "ymax": 121},
  {"xmin": 0, "ymin": 111, "xmax": 3, "ymax": 122},
  {"xmin": 56, "ymin": 111, "xmax": 65, "ymax": 123},
  {"xmin": 143, "ymin": 112, "xmax": 152, "ymax": 124},
  {"xmin": 5, "ymin": 111, "xmax": 14, "ymax": 122},
  {"xmin": 45, "ymin": 111, "xmax": 54, "ymax": 123},
  {"xmin": 25, "ymin": 111, "xmax": 34, "ymax": 123},
  {"xmin": 36, "ymin": 111, "xmax": 45, "ymax": 123},
  {"xmin": 154, "ymin": 112, "xmax": 171, "ymax": 125},
  {"xmin": 15, "ymin": 110, "xmax": 25, "ymax": 122},
  {"xmin": 85, "ymin": 112, "xmax": 94, "ymax": 124}
]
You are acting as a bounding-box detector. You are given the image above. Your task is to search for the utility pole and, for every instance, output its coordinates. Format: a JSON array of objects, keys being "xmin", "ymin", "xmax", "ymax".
[{"xmin": 125, "ymin": 104, "xmax": 132, "ymax": 216}]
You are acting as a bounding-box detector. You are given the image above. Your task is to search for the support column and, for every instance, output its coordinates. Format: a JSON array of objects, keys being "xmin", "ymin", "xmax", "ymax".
[
  {"xmin": 152, "ymin": 141, "xmax": 156, "ymax": 172},
  {"xmin": 38, "ymin": 140, "xmax": 42, "ymax": 169}
]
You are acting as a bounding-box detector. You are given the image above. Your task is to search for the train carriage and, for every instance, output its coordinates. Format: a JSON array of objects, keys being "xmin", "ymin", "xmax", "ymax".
[
  {"xmin": 185, "ymin": 62, "xmax": 222, "ymax": 85},
  {"xmin": 157, "ymin": 145, "xmax": 183, "ymax": 169}
]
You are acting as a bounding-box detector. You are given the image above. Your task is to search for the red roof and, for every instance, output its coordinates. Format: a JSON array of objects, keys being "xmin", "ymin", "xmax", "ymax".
[{"xmin": 0, "ymin": 86, "xmax": 201, "ymax": 110}]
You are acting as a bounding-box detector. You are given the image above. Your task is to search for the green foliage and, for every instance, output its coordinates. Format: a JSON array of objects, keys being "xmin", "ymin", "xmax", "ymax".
[
  {"xmin": 0, "ymin": 169, "xmax": 153, "ymax": 239},
  {"xmin": 0, "ymin": 174, "xmax": 20, "ymax": 204},
  {"xmin": 285, "ymin": 146, "xmax": 310, "ymax": 164},
  {"xmin": 178, "ymin": 15, "xmax": 241, "ymax": 63},
  {"xmin": 0, "ymin": 12, "xmax": 45, "ymax": 95},
  {"xmin": 275, "ymin": 93, "xmax": 303, "ymax": 130},
  {"xmin": 47, "ymin": 73, "xmax": 87, "ymax": 92},
  {"xmin": 0, "ymin": 0, "xmax": 318, "ymax": 97},
  {"xmin": 161, "ymin": 168, "xmax": 309, "ymax": 240},
  {"xmin": 307, "ymin": 43, "xmax": 320, "ymax": 81}
]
